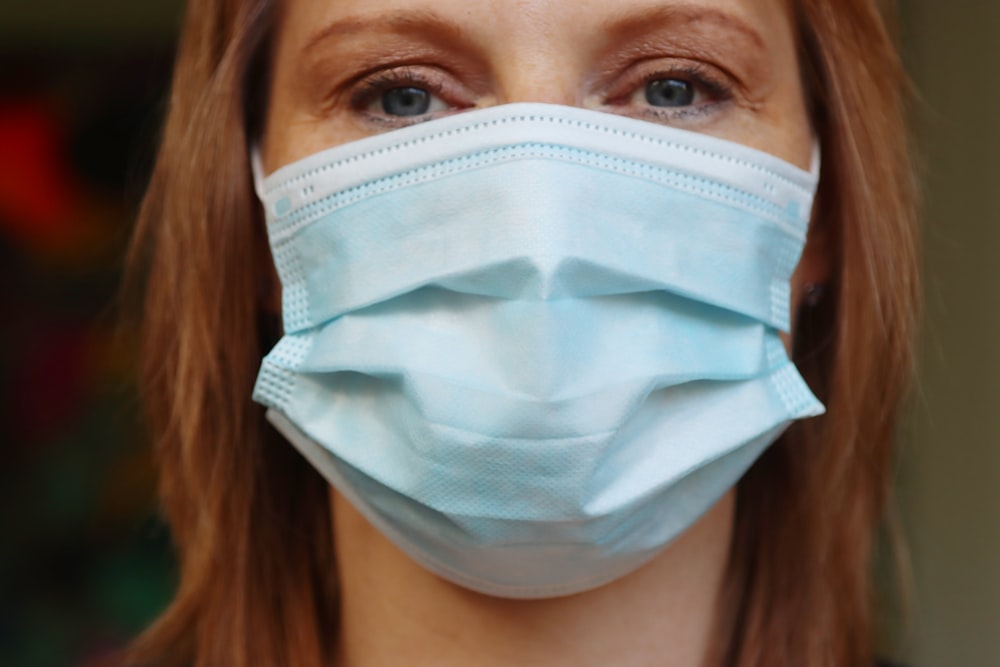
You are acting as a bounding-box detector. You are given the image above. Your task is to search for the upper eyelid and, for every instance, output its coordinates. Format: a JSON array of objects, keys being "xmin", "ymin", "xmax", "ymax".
[
  {"xmin": 349, "ymin": 67, "xmax": 473, "ymax": 127},
  {"xmin": 352, "ymin": 60, "xmax": 728, "ymax": 95},
  {"xmin": 350, "ymin": 67, "xmax": 450, "ymax": 106},
  {"xmin": 599, "ymin": 64, "xmax": 733, "ymax": 115}
]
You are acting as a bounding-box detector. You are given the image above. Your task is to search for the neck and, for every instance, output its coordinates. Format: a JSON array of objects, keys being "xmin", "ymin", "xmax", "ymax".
[{"xmin": 330, "ymin": 490, "xmax": 735, "ymax": 667}]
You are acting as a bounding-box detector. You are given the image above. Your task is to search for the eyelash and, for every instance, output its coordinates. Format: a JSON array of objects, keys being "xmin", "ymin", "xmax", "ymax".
[{"xmin": 348, "ymin": 61, "xmax": 734, "ymax": 127}]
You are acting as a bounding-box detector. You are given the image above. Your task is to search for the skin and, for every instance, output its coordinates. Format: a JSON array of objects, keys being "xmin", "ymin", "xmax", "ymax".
[{"xmin": 262, "ymin": 1, "xmax": 831, "ymax": 665}]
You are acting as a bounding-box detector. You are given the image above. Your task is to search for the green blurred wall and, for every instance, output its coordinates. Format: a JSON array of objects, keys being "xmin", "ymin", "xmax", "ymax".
[
  {"xmin": 900, "ymin": 2, "xmax": 1000, "ymax": 665},
  {"xmin": 0, "ymin": 0, "xmax": 184, "ymax": 48}
]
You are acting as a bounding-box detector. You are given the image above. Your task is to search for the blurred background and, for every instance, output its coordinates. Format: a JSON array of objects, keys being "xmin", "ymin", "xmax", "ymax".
[
  {"xmin": 0, "ymin": 2, "xmax": 182, "ymax": 665},
  {"xmin": 0, "ymin": 1, "xmax": 997, "ymax": 666}
]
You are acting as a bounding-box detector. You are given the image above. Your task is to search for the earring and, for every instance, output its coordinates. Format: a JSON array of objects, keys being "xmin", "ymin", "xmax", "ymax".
[{"xmin": 803, "ymin": 283, "xmax": 826, "ymax": 307}]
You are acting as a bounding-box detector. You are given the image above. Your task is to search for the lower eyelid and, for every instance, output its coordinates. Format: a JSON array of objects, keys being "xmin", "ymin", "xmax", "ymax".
[{"xmin": 642, "ymin": 103, "xmax": 719, "ymax": 121}]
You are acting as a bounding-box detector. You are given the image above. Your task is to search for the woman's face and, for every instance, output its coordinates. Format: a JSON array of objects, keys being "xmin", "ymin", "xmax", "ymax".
[{"xmin": 263, "ymin": 0, "xmax": 828, "ymax": 319}]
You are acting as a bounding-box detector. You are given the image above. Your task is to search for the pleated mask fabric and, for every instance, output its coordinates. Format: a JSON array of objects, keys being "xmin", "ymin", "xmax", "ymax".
[{"xmin": 252, "ymin": 103, "xmax": 825, "ymax": 599}]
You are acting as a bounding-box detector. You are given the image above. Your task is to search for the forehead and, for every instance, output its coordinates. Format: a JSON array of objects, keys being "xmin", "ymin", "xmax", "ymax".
[{"xmin": 274, "ymin": 0, "xmax": 797, "ymax": 53}]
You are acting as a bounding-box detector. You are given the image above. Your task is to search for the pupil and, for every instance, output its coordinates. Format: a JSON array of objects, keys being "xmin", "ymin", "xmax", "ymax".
[
  {"xmin": 382, "ymin": 87, "xmax": 432, "ymax": 116},
  {"xmin": 645, "ymin": 79, "xmax": 694, "ymax": 108}
]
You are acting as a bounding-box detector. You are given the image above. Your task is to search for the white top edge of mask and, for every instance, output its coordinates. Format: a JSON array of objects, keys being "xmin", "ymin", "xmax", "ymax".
[{"xmin": 252, "ymin": 103, "xmax": 819, "ymax": 220}]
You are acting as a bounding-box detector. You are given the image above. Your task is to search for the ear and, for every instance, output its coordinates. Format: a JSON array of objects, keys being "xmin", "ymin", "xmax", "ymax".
[
  {"xmin": 781, "ymin": 203, "xmax": 836, "ymax": 359},
  {"xmin": 790, "ymin": 207, "xmax": 835, "ymax": 321}
]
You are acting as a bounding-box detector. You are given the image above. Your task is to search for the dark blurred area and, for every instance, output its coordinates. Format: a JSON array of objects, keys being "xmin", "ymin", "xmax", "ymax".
[{"xmin": 0, "ymin": 39, "xmax": 178, "ymax": 667}]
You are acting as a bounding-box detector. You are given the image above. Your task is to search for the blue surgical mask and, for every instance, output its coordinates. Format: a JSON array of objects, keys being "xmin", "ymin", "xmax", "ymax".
[{"xmin": 252, "ymin": 103, "xmax": 824, "ymax": 599}]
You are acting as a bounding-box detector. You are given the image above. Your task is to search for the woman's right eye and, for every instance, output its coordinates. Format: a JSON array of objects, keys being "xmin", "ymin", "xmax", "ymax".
[
  {"xmin": 644, "ymin": 79, "xmax": 696, "ymax": 108},
  {"xmin": 375, "ymin": 86, "xmax": 448, "ymax": 117},
  {"xmin": 351, "ymin": 67, "xmax": 458, "ymax": 125}
]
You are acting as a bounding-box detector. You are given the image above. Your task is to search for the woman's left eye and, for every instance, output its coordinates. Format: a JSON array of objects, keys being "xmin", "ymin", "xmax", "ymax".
[{"xmin": 611, "ymin": 65, "xmax": 733, "ymax": 121}]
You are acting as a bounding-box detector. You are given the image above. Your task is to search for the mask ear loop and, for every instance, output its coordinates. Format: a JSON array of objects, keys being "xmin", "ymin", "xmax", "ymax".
[
  {"xmin": 809, "ymin": 137, "xmax": 822, "ymax": 181},
  {"xmin": 250, "ymin": 146, "xmax": 269, "ymax": 202},
  {"xmin": 792, "ymin": 137, "xmax": 827, "ymax": 368}
]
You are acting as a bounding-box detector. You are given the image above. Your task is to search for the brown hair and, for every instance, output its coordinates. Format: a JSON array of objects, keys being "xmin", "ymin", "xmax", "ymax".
[{"xmin": 126, "ymin": 0, "xmax": 918, "ymax": 665}]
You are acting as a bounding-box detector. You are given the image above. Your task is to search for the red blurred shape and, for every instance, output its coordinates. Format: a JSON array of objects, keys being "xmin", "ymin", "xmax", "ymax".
[{"xmin": 0, "ymin": 101, "xmax": 81, "ymax": 245}]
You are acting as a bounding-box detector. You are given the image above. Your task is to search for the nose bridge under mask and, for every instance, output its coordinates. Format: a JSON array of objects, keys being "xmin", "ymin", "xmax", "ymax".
[{"xmin": 254, "ymin": 110, "xmax": 816, "ymax": 338}]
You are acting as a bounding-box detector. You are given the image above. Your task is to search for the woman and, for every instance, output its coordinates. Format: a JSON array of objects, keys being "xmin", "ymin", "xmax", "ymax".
[{"xmin": 127, "ymin": 0, "xmax": 918, "ymax": 665}]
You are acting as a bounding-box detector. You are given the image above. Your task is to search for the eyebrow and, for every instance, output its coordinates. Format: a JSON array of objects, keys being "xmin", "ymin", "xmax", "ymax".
[
  {"xmin": 299, "ymin": 3, "xmax": 770, "ymax": 96},
  {"xmin": 600, "ymin": 5, "xmax": 767, "ymax": 52},
  {"xmin": 301, "ymin": 9, "xmax": 477, "ymax": 58},
  {"xmin": 302, "ymin": 4, "xmax": 766, "ymax": 57}
]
